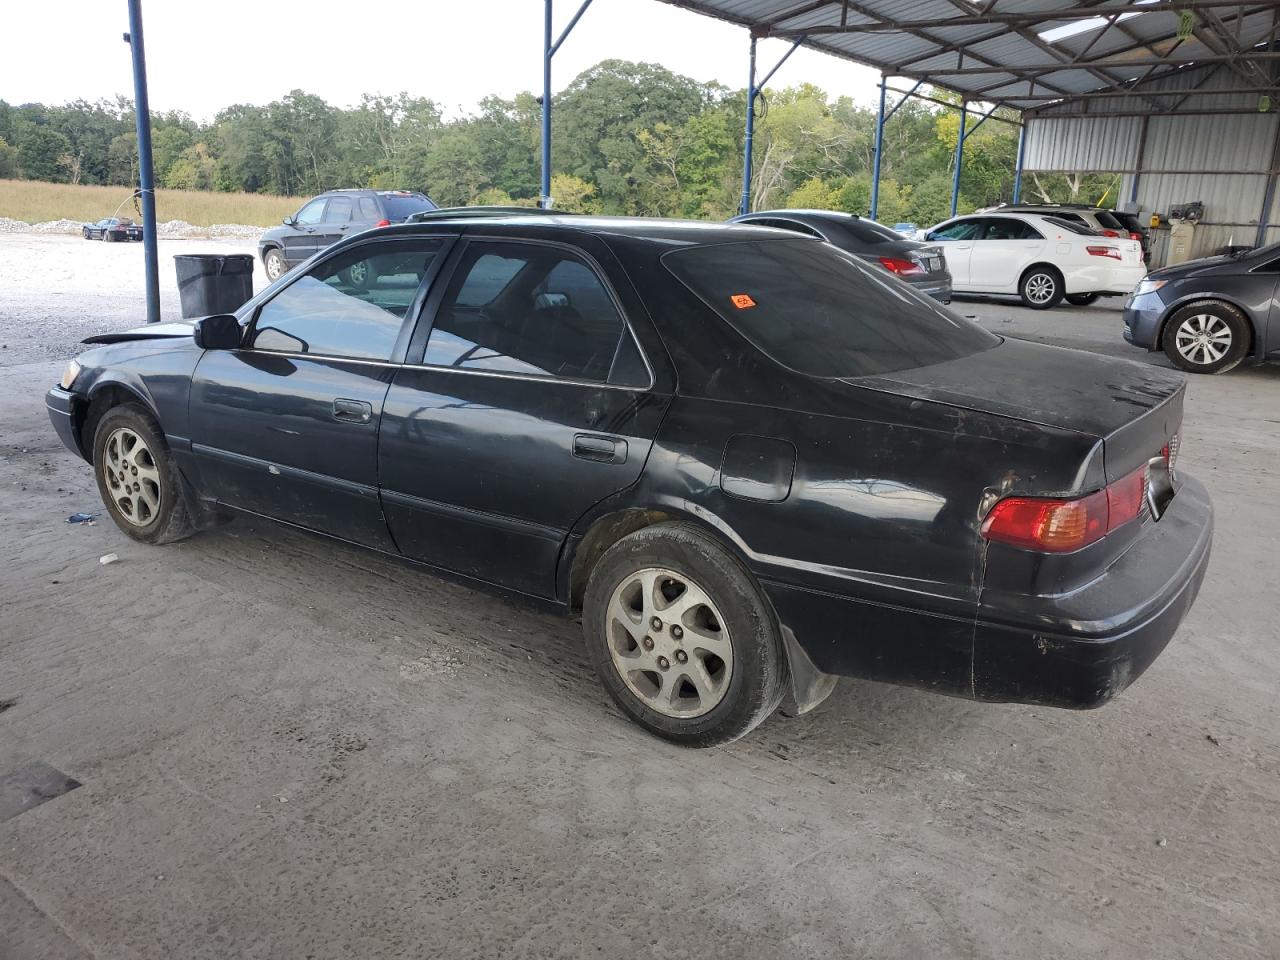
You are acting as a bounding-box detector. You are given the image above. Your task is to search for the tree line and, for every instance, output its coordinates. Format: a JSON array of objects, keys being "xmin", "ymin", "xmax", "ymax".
[{"xmin": 0, "ymin": 59, "xmax": 1116, "ymax": 226}]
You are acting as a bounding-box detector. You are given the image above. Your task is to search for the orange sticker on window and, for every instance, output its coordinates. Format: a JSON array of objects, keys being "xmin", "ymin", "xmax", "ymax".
[{"xmin": 730, "ymin": 293, "xmax": 756, "ymax": 309}]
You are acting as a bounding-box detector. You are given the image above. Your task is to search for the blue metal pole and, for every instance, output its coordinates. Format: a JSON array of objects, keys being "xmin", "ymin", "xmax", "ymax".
[
  {"xmin": 870, "ymin": 76, "xmax": 886, "ymax": 220},
  {"xmin": 739, "ymin": 36, "xmax": 757, "ymax": 217},
  {"xmin": 540, "ymin": 0, "xmax": 553, "ymax": 208},
  {"xmin": 1012, "ymin": 121, "xmax": 1026, "ymax": 204},
  {"xmin": 950, "ymin": 102, "xmax": 967, "ymax": 218},
  {"xmin": 125, "ymin": 0, "xmax": 159, "ymax": 324}
]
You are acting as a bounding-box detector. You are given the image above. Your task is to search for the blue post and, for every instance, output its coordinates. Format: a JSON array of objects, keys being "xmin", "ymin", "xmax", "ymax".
[
  {"xmin": 1012, "ymin": 121, "xmax": 1026, "ymax": 204},
  {"xmin": 870, "ymin": 76, "xmax": 886, "ymax": 220},
  {"xmin": 738, "ymin": 36, "xmax": 757, "ymax": 216},
  {"xmin": 540, "ymin": 0, "xmax": 553, "ymax": 208},
  {"xmin": 125, "ymin": 0, "xmax": 159, "ymax": 324},
  {"xmin": 950, "ymin": 102, "xmax": 967, "ymax": 218}
]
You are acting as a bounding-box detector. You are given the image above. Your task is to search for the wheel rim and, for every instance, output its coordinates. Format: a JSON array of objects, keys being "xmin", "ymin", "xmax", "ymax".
[
  {"xmin": 102, "ymin": 427, "xmax": 162, "ymax": 526},
  {"xmin": 348, "ymin": 261, "xmax": 369, "ymax": 284},
  {"xmin": 605, "ymin": 567, "xmax": 734, "ymax": 719},
  {"xmin": 1025, "ymin": 273, "xmax": 1056, "ymax": 304},
  {"xmin": 266, "ymin": 253, "xmax": 283, "ymax": 280},
  {"xmin": 1175, "ymin": 313, "xmax": 1232, "ymax": 365}
]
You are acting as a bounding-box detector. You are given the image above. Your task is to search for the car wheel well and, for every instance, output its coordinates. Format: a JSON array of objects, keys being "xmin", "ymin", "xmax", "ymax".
[
  {"xmin": 80, "ymin": 385, "xmax": 154, "ymax": 463},
  {"xmin": 1020, "ymin": 262, "xmax": 1063, "ymax": 284},
  {"xmin": 1157, "ymin": 298, "xmax": 1255, "ymax": 355},
  {"xmin": 568, "ymin": 508, "xmax": 752, "ymax": 615}
]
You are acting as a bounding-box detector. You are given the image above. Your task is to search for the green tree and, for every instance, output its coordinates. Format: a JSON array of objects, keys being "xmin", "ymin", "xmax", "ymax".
[
  {"xmin": 0, "ymin": 137, "xmax": 15, "ymax": 178},
  {"xmin": 15, "ymin": 124, "xmax": 71, "ymax": 181}
]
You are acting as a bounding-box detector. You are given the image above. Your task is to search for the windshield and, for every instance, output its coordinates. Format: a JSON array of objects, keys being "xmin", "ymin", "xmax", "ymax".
[
  {"xmin": 381, "ymin": 194, "xmax": 438, "ymax": 220},
  {"xmin": 663, "ymin": 239, "xmax": 998, "ymax": 378}
]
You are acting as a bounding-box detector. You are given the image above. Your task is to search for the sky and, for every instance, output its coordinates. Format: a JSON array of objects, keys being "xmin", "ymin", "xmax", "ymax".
[{"xmin": 4, "ymin": 0, "xmax": 881, "ymax": 120}]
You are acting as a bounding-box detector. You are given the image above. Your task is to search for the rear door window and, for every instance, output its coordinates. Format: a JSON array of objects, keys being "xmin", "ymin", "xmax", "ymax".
[
  {"xmin": 928, "ymin": 219, "xmax": 984, "ymax": 241},
  {"xmin": 982, "ymin": 218, "xmax": 1043, "ymax": 240},
  {"xmin": 325, "ymin": 197, "xmax": 353, "ymax": 223},
  {"xmin": 663, "ymin": 239, "xmax": 998, "ymax": 378},
  {"xmin": 423, "ymin": 241, "xmax": 648, "ymax": 385}
]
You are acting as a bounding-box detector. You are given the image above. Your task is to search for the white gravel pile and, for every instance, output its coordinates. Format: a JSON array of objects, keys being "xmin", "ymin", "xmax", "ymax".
[
  {"xmin": 31, "ymin": 219, "xmax": 84, "ymax": 235},
  {"xmin": 0, "ymin": 217, "xmax": 262, "ymax": 239}
]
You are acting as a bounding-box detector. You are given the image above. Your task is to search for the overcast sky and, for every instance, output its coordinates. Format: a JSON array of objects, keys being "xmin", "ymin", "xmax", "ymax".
[{"xmin": 5, "ymin": 0, "xmax": 881, "ymax": 119}]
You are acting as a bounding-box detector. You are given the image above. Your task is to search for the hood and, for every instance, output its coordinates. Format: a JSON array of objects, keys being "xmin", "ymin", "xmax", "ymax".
[
  {"xmin": 83, "ymin": 321, "xmax": 194, "ymax": 344},
  {"xmin": 1146, "ymin": 253, "xmax": 1244, "ymax": 280}
]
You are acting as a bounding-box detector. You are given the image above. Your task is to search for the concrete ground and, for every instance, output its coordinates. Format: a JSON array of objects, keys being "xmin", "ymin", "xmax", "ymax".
[{"xmin": 2, "ymin": 235, "xmax": 1278, "ymax": 959}]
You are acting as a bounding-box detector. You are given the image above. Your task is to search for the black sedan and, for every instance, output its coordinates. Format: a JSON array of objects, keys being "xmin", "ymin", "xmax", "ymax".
[
  {"xmin": 1123, "ymin": 241, "xmax": 1280, "ymax": 374},
  {"xmin": 82, "ymin": 217, "xmax": 143, "ymax": 242},
  {"xmin": 729, "ymin": 209, "xmax": 952, "ymax": 302},
  {"xmin": 47, "ymin": 217, "xmax": 1212, "ymax": 746}
]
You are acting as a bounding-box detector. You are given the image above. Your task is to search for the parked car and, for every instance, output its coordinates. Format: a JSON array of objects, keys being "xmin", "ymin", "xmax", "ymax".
[
  {"xmin": 892, "ymin": 222, "xmax": 918, "ymax": 237},
  {"xmin": 257, "ymin": 189, "xmax": 438, "ymax": 282},
  {"xmin": 923, "ymin": 212, "xmax": 1146, "ymax": 308},
  {"xmin": 1123, "ymin": 241, "xmax": 1280, "ymax": 374},
  {"xmin": 48, "ymin": 216, "xmax": 1212, "ymax": 746},
  {"xmin": 82, "ymin": 218, "xmax": 143, "ymax": 242},
  {"xmin": 1112, "ymin": 211, "xmax": 1152, "ymax": 261},
  {"xmin": 730, "ymin": 209, "xmax": 952, "ymax": 302}
]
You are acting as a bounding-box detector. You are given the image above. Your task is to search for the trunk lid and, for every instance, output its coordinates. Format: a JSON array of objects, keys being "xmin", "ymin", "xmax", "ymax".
[{"xmin": 855, "ymin": 338, "xmax": 1184, "ymax": 483}]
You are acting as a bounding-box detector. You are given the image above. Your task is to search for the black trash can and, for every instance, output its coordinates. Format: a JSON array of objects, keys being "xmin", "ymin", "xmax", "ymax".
[{"xmin": 173, "ymin": 254, "xmax": 254, "ymax": 318}]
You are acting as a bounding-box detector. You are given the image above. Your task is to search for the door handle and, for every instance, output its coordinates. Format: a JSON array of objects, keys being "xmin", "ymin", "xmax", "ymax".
[
  {"xmin": 332, "ymin": 398, "xmax": 373, "ymax": 423},
  {"xmin": 955, "ymin": 244, "xmax": 972, "ymax": 250},
  {"xmin": 573, "ymin": 434, "xmax": 627, "ymax": 464}
]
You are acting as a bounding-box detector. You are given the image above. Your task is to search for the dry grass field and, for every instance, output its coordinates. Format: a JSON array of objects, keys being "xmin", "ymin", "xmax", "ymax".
[{"xmin": 0, "ymin": 179, "xmax": 300, "ymax": 226}]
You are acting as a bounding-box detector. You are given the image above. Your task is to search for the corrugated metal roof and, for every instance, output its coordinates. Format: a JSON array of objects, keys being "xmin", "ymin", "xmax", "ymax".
[{"xmin": 658, "ymin": 1, "xmax": 1280, "ymax": 112}]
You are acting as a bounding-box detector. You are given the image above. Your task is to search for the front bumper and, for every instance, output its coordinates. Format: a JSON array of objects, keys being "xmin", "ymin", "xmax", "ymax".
[
  {"xmin": 46, "ymin": 386, "xmax": 87, "ymax": 461},
  {"xmin": 762, "ymin": 472, "xmax": 1213, "ymax": 710},
  {"xmin": 1122, "ymin": 292, "xmax": 1168, "ymax": 350}
]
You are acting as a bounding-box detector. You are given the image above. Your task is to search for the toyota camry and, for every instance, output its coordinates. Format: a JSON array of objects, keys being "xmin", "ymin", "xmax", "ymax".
[{"xmin": 47, "ymin": 216, "xmax": 1213, "ymax": 746}]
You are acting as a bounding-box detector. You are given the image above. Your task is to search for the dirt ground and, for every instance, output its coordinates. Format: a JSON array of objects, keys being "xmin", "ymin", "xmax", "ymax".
[{"xmin": 2, "ymin": 233, "xmax": 1278, "ymax": 959}]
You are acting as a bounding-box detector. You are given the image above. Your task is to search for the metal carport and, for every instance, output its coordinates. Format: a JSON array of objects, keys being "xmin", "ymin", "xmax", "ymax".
[{"xmin": 538, "ymin": 1, "xmax": 1280, "ymax": 262}]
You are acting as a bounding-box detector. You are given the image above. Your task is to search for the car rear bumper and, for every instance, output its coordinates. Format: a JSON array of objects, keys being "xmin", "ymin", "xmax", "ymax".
[
  {"xmin": 1065, "ymin": 262, "xmax": 1146, "ymax": 296},
  {"xmin": 910, "ymin": 277, "xmax": 952, "ymax": 303},
  {"xmin": 47, "ymin": 386, "xmax": 87, "ymax": 460},
  {"xmin": 761, "ymin": 472, "xmax": 1212, "ymax": 709}
]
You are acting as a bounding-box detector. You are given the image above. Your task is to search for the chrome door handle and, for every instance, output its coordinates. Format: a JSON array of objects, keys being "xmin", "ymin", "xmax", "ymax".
[{"xmin": 332, "ymin": 398, "xmax": 373, "ymax": 423}]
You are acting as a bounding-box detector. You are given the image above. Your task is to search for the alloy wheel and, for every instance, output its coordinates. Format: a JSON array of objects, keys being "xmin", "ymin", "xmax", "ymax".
[
  {"xmin": 265, "ymin": 252, "xmax": 284, "ymax": 281},
  {"xmin": 1025, "ymin": 273, "xmax": 1056, "ymax": 304},
  {"xmin": 1174, "ymin": 313, "xmax": 1232, "ymax": 366},
  {"xmin": 102, "ymin": 427, "xmax": 162, "ymax": 526},
  {"xmin": 347, "ymin": 261, "xmax": 369, "ymax": 285},
  {"xmin": 605, "ymin": 567, "xmax": 734, "ymax": 719}
]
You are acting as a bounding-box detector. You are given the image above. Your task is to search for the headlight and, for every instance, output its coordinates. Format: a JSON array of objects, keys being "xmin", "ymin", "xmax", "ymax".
[
  {"xmin": 1134, "ymin": 278, "xmax": 1168, "ymax": 296},
  {"xmin": 59, "ymin": 359, "xmax": 82, "ymax": 390}
]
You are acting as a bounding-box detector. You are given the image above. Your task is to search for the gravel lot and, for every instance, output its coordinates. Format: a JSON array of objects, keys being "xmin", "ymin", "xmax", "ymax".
[{"xmin": 2, "ymin": 233, "xmax": 1278, "ymax": 959}]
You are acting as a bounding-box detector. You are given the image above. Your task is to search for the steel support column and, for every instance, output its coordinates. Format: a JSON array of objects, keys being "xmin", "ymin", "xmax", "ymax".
[
  {"xmin": 870, "ymin": 76, "xmax": 887, "ymax": 220},
  {"xmin": 125, "ymin": 0, "xmax": 159, "ymax": 324},
  {"xmin": 950, "ymin": 102, "xmax": 967, "ymax": 218},
  {"xmin": 739, "ymin": 37, "xmax": 758, "ymax": 216},
  {"xmin": 1130, "ymin": 114, "xmax": 1150, "ymax": 205},
  {"xmin": 1256, "ymin": 114, "xmax": 1280, "ymax": 246},
  {"xmin": 540, "ymin": 0, "xmax": 595, "ymax": 208},
  {"xmin": 1012, "ymin": 121, "xmax": 1027, "ymax": 203}
]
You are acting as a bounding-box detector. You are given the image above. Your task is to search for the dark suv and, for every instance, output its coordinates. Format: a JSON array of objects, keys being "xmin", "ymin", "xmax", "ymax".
[{"xmin": 258, "ymin": 189, "xmax": 438, "ymax": 281}]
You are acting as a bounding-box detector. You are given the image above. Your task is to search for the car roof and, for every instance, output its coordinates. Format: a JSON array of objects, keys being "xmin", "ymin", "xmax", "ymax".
[
  {"xmin": 735, "ymin": 209, "xmax": 861, "ymax": 224},
  {"xmin": 372, "ymin": 214, "xmax": 795, "ymax": 247}
]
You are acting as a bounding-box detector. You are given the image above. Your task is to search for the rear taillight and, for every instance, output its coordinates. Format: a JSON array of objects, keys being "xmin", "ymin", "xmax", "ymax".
[
  {"xmin": 376, "ymin": 218, "xmax": 392, "ymax": 227},
  {"xmin": 982, "ymin": 465, "xmax": 1148, "ymax": 553},
  {"xmin": 878, "ymin": 256, "xmax": 925, "ymax": 277},
  {"xmin": 1129, "ymin": 231, "xmax": 1142, "ymax": 242},
  {"xmin": 1086, "ymin": 245, "xmax": 1122, "ymax": 260},
  {"xmin": 1101, "ymin": 229, "xmax": 1119, "ymax": 237}
]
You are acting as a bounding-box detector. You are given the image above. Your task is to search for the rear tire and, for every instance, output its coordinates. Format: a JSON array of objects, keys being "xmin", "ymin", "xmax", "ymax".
[
  {"xmin": 103, "ymin": 230, "xmax": 114, "ymax": 243},
  {"xmin": 92, "ymin": 403, "xmax": 196, "ymax": 545},
  {"xmin": 1066, "ymin": 292, "xmax": 1100, "ymax": 306},
  {"xmin": 582, "ymin": 522, "xmax": 786, "ymax": 747},
  {"xmin": 1162, "ymin": 300, "xmax": 1250, "ymax": 375},
  {"xmin": 1019, "ymin": 266, "xmax": 1063, "ymax": 309}
]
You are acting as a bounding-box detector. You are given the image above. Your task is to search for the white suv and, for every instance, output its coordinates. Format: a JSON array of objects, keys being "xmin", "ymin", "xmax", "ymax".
[
  {"xmin": 983, "ymin": 204, "xmax": 1134, "ymax": 239},
  {"xmin": 923, "ymin": 212, "xmax": 1146, "ymax": 309}
]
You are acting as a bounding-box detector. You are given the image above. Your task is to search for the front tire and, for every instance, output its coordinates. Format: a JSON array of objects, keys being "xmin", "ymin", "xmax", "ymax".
[
  {"xmin": 582, "ymin": 522, "xmax": 786, "ymax": 746},
  {"xmin": 263, "ymin": 248, "xmax": 286, "ymax": 282},
  {"xmin": 1019, "ymin": 266, "xmax": 1063, "ymax": 309},
  {"xmin": 1065, "ymin": 292, "xmax": 1100, "ymax": 306},
  {"xmin": 1162, "ymin": 301, "xmax": 1250, "ymax": 374},
  {"xmin": 92, "ymin": 403, "xmax": 195, "ymax": 545}
]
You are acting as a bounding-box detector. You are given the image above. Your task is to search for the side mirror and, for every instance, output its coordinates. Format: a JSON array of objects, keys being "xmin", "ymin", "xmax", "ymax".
[
  {"xmin": 193, "ymin": 314, "xmax": 242, "ymax": 350},
  {"xmin": 283, "ymin": 216, "xmax": 296, "ymax": 226}
]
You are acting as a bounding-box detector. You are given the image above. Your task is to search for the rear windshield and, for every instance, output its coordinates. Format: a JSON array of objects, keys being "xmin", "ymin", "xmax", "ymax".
[
  {"xmin": 840, "ymin": 218, "xmax": 903, "ymax": 245},
  {"xmin": 381, "ymin": 194, "xmax": 438, "ymax": 220},
  {"xmin": 663, "ymin": 239, "xmax": 998, "ymax": 378},
  {"xmin": 1043, "ymin": 216, "xmax": 1096, "ymax": 235},
  {"xmin": 1093, "ymin": 210, "xmax": 1124, "ymax": 230}
]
